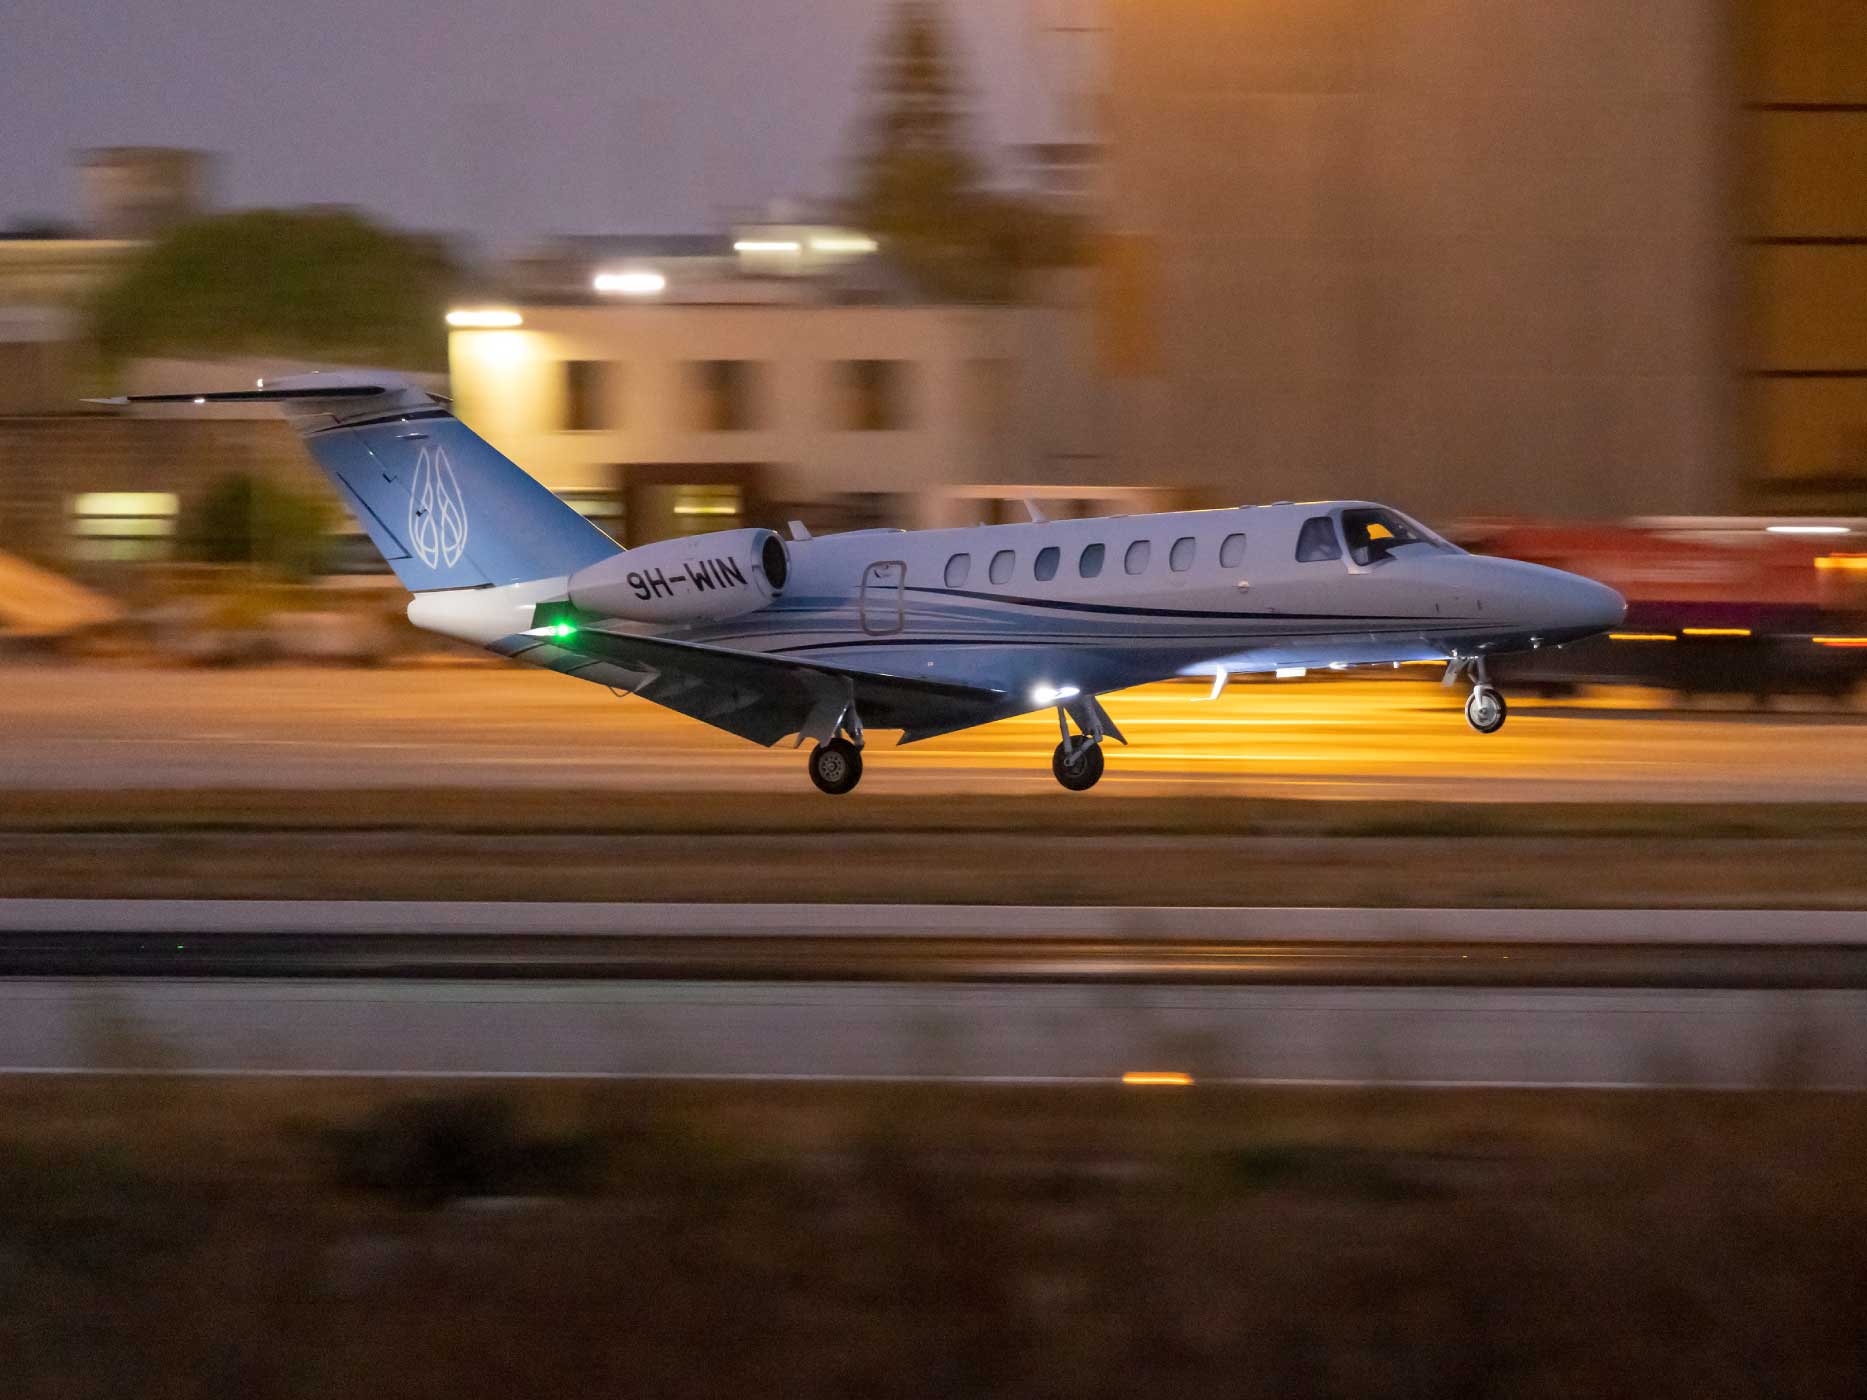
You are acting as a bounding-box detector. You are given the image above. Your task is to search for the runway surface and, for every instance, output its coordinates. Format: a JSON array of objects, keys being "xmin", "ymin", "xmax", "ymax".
[
  {"xmin": 3, "ymin": 663, "xmax": 1864, "ymax": 800},
  {"xmin": 5, "ymin": 900, "xmax": 1866, "ymax": 1086},
  {"xmin": 6, "ymin": 899, "xmax": 1865, "ymax": 943},
  {"xmin": 8, "ymin": 930, "xmax": 1867, "ymax": 986}
]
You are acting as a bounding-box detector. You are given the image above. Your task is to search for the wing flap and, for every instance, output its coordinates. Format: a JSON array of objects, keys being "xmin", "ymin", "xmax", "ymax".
[{"xmin": 528, "ymin": 627, "xmax": 1005, "ymax": 746}]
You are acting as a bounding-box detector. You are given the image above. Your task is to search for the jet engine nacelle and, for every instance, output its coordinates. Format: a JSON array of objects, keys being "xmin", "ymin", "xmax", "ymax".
[{"xmin": 567, "ymin": 527, "xmax": 789, "ymax": 624}]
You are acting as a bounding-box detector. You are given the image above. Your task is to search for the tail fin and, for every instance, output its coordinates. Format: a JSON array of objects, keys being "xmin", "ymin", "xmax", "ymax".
[{"xmin": 92, "ymin": 371, "xmax": 621, "ymax": 590}]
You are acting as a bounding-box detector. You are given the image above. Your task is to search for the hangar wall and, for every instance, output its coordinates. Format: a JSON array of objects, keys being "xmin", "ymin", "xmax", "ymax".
[{"xmin": 1100, "ymin": 0, "xmax": 1738, "ymax": 520}]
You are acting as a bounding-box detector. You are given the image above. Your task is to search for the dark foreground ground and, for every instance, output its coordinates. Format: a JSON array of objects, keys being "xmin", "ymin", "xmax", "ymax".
[{"xmin": 4, "ymin": 1078, "xmax": 1866, "ymax": 1398}]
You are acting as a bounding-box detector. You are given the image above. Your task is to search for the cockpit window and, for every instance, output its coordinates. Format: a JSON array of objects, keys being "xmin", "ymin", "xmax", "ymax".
[
  {"xmin": 1339, "ymin": 507, "xmax": 1446, "ymax": 566},
  {"xmin": 1294, "ymin": 516, "xmax": 1343, "ymax": 563}
]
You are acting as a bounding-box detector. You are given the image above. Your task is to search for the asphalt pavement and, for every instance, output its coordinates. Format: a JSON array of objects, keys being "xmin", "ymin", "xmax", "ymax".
[{"xmin": 2, "ymin": 663, "xmax": 1864, "ymax": 800}]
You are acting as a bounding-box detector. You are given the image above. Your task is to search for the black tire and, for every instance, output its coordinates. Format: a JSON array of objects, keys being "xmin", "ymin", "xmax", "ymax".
[
  {"xmin": 808, "ymin": 737, "xmax": 863, "ymax": 795},
  {"xmin": 1051, "ymin": 739, "xmax": 1105, "ymax": 791},
  {"xmin": 1464, "ymin": 685, "xmax": 1507, "ymax": 734}
]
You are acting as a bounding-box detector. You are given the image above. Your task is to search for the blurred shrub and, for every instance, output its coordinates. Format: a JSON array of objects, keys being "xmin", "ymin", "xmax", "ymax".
[
  {"xmin": 89, "ymin": 207, "xmax": 459, "ymax": 371},
  {"xmin": 323, "ymin": 1094, "xmax": 604, "ymax": 1209},
  {"xmin": 179, "ymin": 472, "xmax": 331, "ymax": 580}
]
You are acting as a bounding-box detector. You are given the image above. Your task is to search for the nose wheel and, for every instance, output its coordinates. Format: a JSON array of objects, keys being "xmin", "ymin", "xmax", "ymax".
[{"xmin": 1465, "ymin": 684, "xmax": 1507, "ymax": 734}]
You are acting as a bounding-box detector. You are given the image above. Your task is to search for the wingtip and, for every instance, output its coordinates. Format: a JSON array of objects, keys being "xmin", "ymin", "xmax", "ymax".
[{"xmin": 82, "ymin": 396, "xmax": 130, "ymax": 407}]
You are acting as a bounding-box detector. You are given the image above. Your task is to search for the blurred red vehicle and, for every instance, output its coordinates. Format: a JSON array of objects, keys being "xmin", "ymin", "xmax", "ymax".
[{"xmin": 1454, "ymin": 518, "xmax": 1867, "ymax": 701}]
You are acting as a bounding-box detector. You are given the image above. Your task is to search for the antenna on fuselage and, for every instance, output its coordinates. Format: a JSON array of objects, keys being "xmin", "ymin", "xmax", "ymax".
[{"xmin": 1022, "ymin": 498, "xmax": 1049, "ymax": 524}]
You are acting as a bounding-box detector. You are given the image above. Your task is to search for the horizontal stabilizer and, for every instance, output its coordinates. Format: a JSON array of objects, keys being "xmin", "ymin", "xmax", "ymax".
[{"xmin": 86, "ymin": 385, "xmax": 390, "ymax": 406}]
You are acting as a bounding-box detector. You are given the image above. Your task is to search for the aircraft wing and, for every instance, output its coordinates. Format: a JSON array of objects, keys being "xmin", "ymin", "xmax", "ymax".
[{"xmin": 522, "ymin": 626, "xmax": 1007, "ymax": 747}]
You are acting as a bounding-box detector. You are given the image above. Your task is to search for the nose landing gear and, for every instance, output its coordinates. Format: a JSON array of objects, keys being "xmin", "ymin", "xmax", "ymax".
[
  {"xmin": 1447, "ymin": 656, "xmax": 1508, "ymax": 734},
  {"xmin": 1464, "ymin": 684, "xmax": 1507, "ymax": 734}
]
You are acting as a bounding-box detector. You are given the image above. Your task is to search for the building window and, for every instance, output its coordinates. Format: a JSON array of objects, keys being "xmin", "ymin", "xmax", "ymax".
[
  {"xmin": 68, "ymin": 491, "xmax": 178, "ymax": 562},
  {"xmin": 693, "ymin": 360, "xmax": 762, "ymax": 432},
  {"xmin": 1220, "ymin": 532, "xmax": 1247, "ymax": 567},
  {"xmin": 989, "ymin": 549, "xmax": 1015, "ymax": 585},
  {"xmin": 1079, "ymin": 542, "xmax": 1105, "ymax": 578},
  {"xmin": 1124, "ymin": 539, "xmax": 1151, "ymax": 575},
  {"xmin": 1169, "ymin": 536, "xmax": 1196, "ymax": 572},
  {"xmin": 1295, "ymin": 516, "xmax": 1343, "ymax": 563},
  {"xmin": 945, "ymin": 552, "xmax": 971, "ymax": 588},
  {"xmin": 1033, "ymin": 545, "xmax": 1060, "ymax": 581},
  {"xmin": 561, "ymin": 360, "xmax": 616, "ymax": 431},
  {"xmin": 557, "ymin": 489, "xmax": 625, "ymax": 543},
  {"xmin": 669, "ymin": 484, "xmax": 743, "ymax": 536},
  {"xmin": 838, "ymin": 360, "xmax": 912, "ymax": 431}
]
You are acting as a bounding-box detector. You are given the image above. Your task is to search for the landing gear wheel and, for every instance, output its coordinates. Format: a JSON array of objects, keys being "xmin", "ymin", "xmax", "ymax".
[
  {"xmin": 1465, "ymin": 685, "xmax": 1507, "ymax": 735},
  {"xmin": 808, "ymin": 737, "xmax": 863, "ymax": 795},
  {"xmin": 1051, "ymin": 738, "xmax": 1105, "ymax": 792}
]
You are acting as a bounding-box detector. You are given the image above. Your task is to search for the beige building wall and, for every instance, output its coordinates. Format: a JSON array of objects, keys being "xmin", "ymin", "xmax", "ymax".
[
  {"xmin": 450, "ymin": 302, "xmax": 1124, "ymax": 534},
  {"xmin": 1101, "ymin": 0, "xmax": 1738, "ymax": 521}
]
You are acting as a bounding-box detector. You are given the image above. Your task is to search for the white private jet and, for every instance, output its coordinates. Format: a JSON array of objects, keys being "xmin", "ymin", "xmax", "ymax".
[{"xmin": 97, "ymin": 373, "xmax": 1625, "ymax": 793}]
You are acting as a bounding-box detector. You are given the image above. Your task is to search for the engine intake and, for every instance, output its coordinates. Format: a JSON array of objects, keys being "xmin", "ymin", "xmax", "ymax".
[{"xmin": 567, "ymin": 528, "xmax": 788, "ymax": 624}]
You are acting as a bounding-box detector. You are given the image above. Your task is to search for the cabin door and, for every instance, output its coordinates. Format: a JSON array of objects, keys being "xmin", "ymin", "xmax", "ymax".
[{"xmin": 859, "ymin": 560, "xmax": 906, "ymax": 635}]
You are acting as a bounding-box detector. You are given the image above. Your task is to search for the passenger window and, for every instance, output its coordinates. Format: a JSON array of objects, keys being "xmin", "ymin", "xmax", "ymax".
[
  {"xmin": 1220, "ymin": 532, "xmax": 1246, "ymax": 568},
  {"xmin": 1033, "ymin": 545, "xmax": 1060, "ymax": 582},
  {"xmin": 1124, "ymin": 540, "xmax": 1151, "ymax": 575},
  {"xmin": 1295, "ymin": 516, "xmax": 1343, "ymax": 563},
  {"xmin": 1169, "ymin": 536, "xmax": 1196, "ymax": 572},
  {"xmin": 989, "ymin": 549, "xmax": 1015, "ymax": 585},
  {"xmin": 944, "ymin": 553, "xmax": 970, "ymax": 588},
  {"xmin": 1079, "ymin": 542, "xmax": 1105, "ymax": 578}
]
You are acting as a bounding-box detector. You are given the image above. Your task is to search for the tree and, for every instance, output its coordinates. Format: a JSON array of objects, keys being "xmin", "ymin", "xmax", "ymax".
[
  {"xmin": 179, "ymin": 473, "xmax": 332, "ymax": 581},
  {"xmin": 846, "ymin": 0, "xmax": 1054, "ymax": 301},
  {"xmin": 89, "ymin": 208, "xmax": 460, "ymax": 372}
]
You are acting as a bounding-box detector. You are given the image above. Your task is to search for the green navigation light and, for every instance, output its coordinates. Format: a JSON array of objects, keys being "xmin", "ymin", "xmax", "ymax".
[{"xmin": 549, "ymin": 622, "xmax": 577, "ymax": 639}]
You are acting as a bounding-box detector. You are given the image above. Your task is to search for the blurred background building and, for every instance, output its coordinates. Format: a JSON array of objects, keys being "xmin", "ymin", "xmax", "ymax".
[{"xmin": 1, "ymin": 2, "xmax": 1865, "ymax": 599}]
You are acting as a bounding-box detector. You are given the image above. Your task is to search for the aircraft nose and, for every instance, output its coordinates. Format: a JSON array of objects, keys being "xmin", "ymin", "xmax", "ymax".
[{"xmin": 1563, "ymin": 574, "xmax": 1626, "ymax": 634}]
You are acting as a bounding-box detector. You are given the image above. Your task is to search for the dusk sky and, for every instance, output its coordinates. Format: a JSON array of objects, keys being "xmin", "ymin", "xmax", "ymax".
[{"xmin": 3, "ymin": 0, "xmax": 1036, "ymax": 241}]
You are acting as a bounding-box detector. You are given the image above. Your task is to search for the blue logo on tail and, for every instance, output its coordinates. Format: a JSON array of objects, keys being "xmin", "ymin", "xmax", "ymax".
[{"xmin": 409, "ymin": 445, "xmax": 469, "ymax": 569}]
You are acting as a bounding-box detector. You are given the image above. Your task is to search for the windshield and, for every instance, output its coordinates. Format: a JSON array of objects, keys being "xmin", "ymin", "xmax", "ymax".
[{"xmin": 1339, "ymin": 507, "xmax": 1452, "ymax": 566}]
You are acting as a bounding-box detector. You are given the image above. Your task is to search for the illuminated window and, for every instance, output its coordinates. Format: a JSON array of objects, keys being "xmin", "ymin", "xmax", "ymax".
[
  {"xmin": 989, "ymin": 549, "xmax": 1015, "ymax": 584},
  {"xmin": 693, "ymin": 360, "xmax": 762, "ymax": 432},
  {"xmin": 560, "ymin": 360, "xmax": 616, "ymax": 431},
  {"xmin": 1124, "ymin": 539, "xmax": 1151, "ymax": 575},
  {"xmin": 1034, "ymin": 545, "xmax": 1060, "ymax": 581},
  {"xmin": 945, "ymin": 552, "xmax": 970, "ymax": 587},
  {"xmin": 669, "ymin": 484, "xmax": 742, "ymax": 537},
  {"xmin": 1079, "ymin": 542, "xmax": 1105, "ymax": 578},
  {"xmin": 1220, "ymin": 532, "xmax": 1247, "ymax": 567},
  {"xmin": 837, "ymin": 360, "xmax": 912, "ymax": 431},
  {"xmin": 1169, "ymin": 536, "xmax": 1196, "ymax": 572},
  {"xmin": 68, "ymin": 492, "xmax": 179, "ymax": 562},
  {"xmin": 1295, "ymin": 516, "xmax": 1342, "ymax": 563},
  {"xmin": 557, "ymin": 489, "xmax": 624, "ymax": 542}
]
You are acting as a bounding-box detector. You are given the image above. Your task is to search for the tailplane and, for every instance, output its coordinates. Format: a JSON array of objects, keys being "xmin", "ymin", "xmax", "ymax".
[{"xmin": 92, "ymin": 371, "xmax": 621, "ymax": 590}]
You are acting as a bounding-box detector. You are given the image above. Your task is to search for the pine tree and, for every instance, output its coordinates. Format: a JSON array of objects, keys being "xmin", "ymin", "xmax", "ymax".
[{"xmin": 847, "ymin": 0, "xmax": 1007, "ymax": 300}]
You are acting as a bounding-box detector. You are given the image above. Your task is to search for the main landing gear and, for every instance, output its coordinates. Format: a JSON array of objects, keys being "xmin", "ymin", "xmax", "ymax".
[
  {"xmin": 1446, "ymin": 656, "xmax": 1508, "ymax": 734},
  {"xmin": 1052, "ymin": 736, "xmax": 1104, "ymax": 791},
  {"xmin": 805, "ymin": 695, "xmax": 866, "ymax": 795},
  {"xmin": 808, "ymin": 736, "xmax": 863, "ymax": 795},
  {"xmin": 1051, "ymin": 694, "xmax": 1123, "ymax": 791}
]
